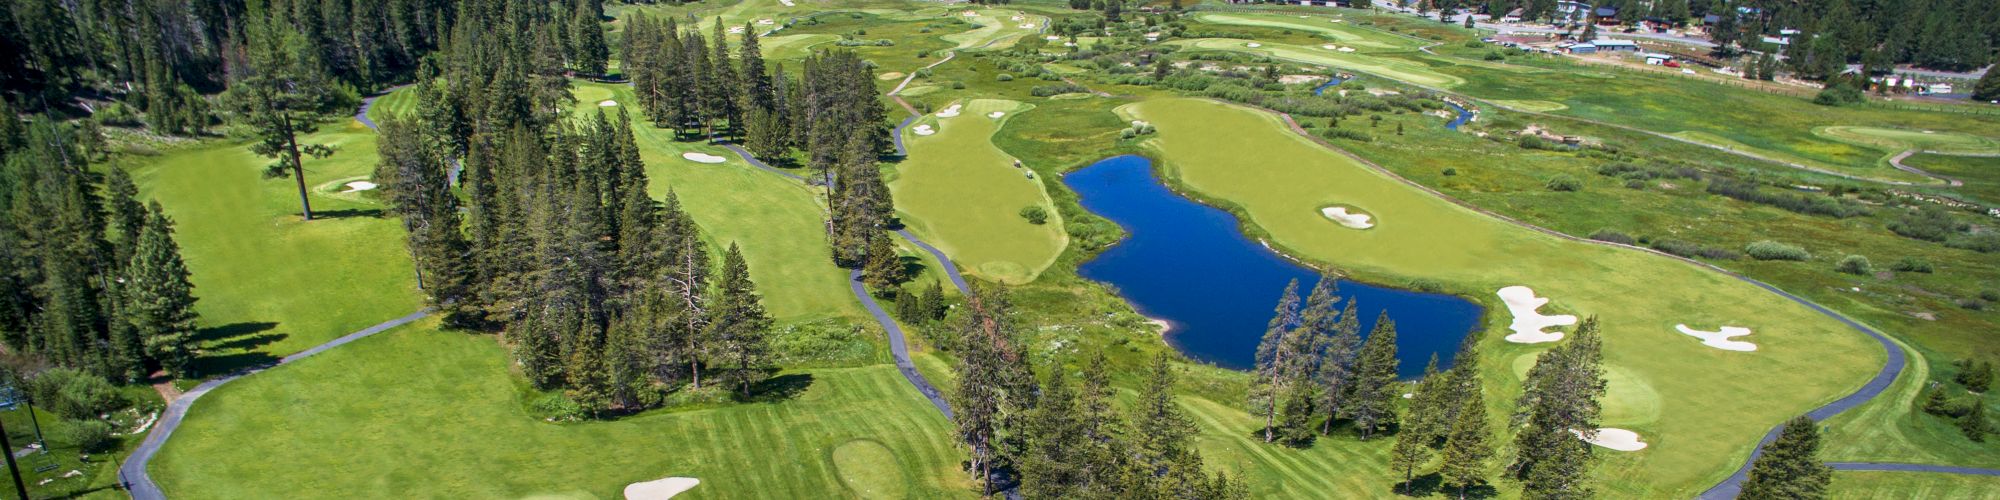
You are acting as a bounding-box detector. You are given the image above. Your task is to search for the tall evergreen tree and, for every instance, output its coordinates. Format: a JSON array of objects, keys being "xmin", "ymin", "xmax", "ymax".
[
  {"xmin": 1350, "ymin": 311, "xmax": 1401, "ymax": 440},
  {"xmin": 1437, "ymin": 380, "xmax": 1494, "ymax": 499},
  {"xmin": 1251, "ymin": 280, "xmax": 1302, "ymax": 443},
  {"xmin": 706, "ymin": 243, "xmax": 771, "ymax": 396},
  {"xmin": 123, "ymin": 203, "xmax": 199, "ymax": 378},
  {"xmin": 375, "ymin": 117, "xmax": 477, "ymax": 325},
  {"xmin": 237, "ymin": 9, "xmax": 342, "ymax": 221},
  {"xmin": 1510, "ymin": 317, "xmax": 1607, "ymax": 498},
  {"xmin": 1388, "ymin": 415, "xmax": 1435, "ymax": 494},
  {"xmin": 1739, "ymin": 415, "xmax": 1833, "ymax": 500}
]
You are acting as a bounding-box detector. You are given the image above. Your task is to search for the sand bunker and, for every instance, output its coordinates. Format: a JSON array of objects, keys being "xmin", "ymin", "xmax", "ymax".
[
  {"xmin": 598, "ymin": 100, "xmax": 617, "ymax": 107},
  {"xmin": 987, "ymin": 111, "xmax": 1005, "ymax": 119},
  {"xmin": 681, "ymin": 152, "xmax": 727, "ymax": 164},
  {"xmin": 727, "ymin": 26, "xmax": 746, "ymax": 34},
  {"xmin": 1045, "ymin": 35, "xmax": 1061, "ymax": 41},
  {"xmin": 1337, "ymin": 47, "xmax": 1356, "ymax": 52},
  {"xmin": 756, "ymin": 18, "xmax": 775, "ymax": 25},
  {"xmin": 1018, "ymin": 23, "xmax": 1036, "ymax": 29},
  {"xmin": 912, "ymin": 124, "xmax": 936, "ymax": 136},
  {"xmin": 1571, "ymin": 428, "xmax": 1648, "ymax": 451},
  {"xmin": 1497, "ymin": 286, "xmax": 1576, "ymax": 344},
  {"xmin": 625, "ymin": 477, "xmax": 700, "ymax": 499},
  {"xmin": 778, "ymin": 0, "xmax": 794, "ymax": 5},
  {"xmin": 1319, "ymin": 206, "xmax": 1373, "ymax": 229},
  {"xmin": 1322, "ymin": 44, "xmax": 1339, "ymax": 50},
  {"xmin": 343, "ymin": 181, "xmax": 378, "ymax": 192},
  {"xmin": 1011, "ymin": 15, "xmax": 1024, "ymax": 21},
  {"xmin": 1674, "ymin": 324, "xmax": 1757, "ymax": 352},
  {"xmin": 1246, "ymin": 42, "xmax": 1262, "ymax": 48},
  {"xmin": 936, "ymin": 104, "xmax": 963, "ymax": 117}
]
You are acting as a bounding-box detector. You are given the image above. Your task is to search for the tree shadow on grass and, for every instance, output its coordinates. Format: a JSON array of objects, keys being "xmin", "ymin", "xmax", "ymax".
[
  {"xmin": 1393, "ymin": 472, "xmax": 1444, "ymax": 497},
  {"xmin": 189, "ymin": 322, "xmax": 286, "ymax": 378},
  {"xmin": 741, "ymin": 373, "xmax": 814, "ymax": 403},
  {"xmin": 897, "ymin": 256, "xmax": 928, "ymax": 282},
  {"xmin": 311, "ymin": 208, "xmax": 386, "ymax": 219},
  {"xmin": 192, "ymin": 321, "xmax": 277, "ymax": 344}
]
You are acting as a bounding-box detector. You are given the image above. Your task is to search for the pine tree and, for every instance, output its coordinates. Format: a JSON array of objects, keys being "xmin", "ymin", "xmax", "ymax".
[
  {"xmin": 1404, "ymin": 355, "xmax": 1450, "ymax": 443},
  {"xmin": 1974, "ymin": 69, "xmax": 2000, "ymax": 102},
  {"xmin": 238, "ymin": 12, "xmax": 341, "ymax": 221},
  {"xmin": 1251, "ymin": 280, "xmax": 1302, "ymax": 442},
  {"xmin": 706, "ymin": 243, "xmax": 771, "ymax": 397},
  {"xmin": 1962, "ymin": 402, "xmax": 1991, "ymax": 442},
  {"xmin": 1437, "ymin": 382, "xmax": 1494, "ymax": 499},
  {"xmin": 1350, "ymin": 311, "xmax": 1401, "ymax": 440},
  {"xmin": 1318, "ymin": 298, "xmax": 1362, "ymax": 434},
  {"xmin": 1021, "ymin": 367, "xmax": 1088, "ymax": 498},
  {"xmin": 376, "ymin": 117, "xmax": 476, "ymax": 325},
  {"xmin": 919, "ymin": 280, "xmax": 947, "ymax": 322},
  {"xmin": 1135, "ymin": 354, "xmax": 1196, "ymax": 471},
  {"xmin": 570, "ymin": 1, "xmax": 609, "ymax": 76},
  {"xmin": 862, "ymin": 229, "xmax": 907, "ymax": 293},
  {"xmin": 1510, "ymin": 317, "xmax": 1606, "ymax": 496},
  {"xmin": 1739, "ymin": 416, "xmax": 1833, "ymax": 500},
  {"xmin": 1388, "ymin": 416, "xmax": 1435, "ymax": 494},
  {"xmin": 123, "ymin": 203, "xmax": 199, "ymax": 378}
]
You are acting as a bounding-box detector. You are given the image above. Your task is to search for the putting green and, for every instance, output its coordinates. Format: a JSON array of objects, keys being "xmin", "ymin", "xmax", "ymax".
[
  {"xmin": 1189, "ymin": 12, "xmax": 1414, "ymax": 50},
  {"xmin": 149, "ymin": 325, "xmax": 972, "ymax": 498},
  {"xmin": 1122, "ymin": 97, "xmax": 1880, "ymax": 496},
  {"xmin": 761, "ymin": 33, "xmax": 838, "ymax": 61},
  {"xmin": 892, "ymin": 99, "xmax": 1066, "ymax": 284},
  {"xmin": 833, "ymin": 439, "xmax": 908, "ymax": 498},
  {"xmin": 1164, "ymin": 38, "xmax": 1466, "ymax": 89},
  {"xmin": 939, "ymin": 9, "xmax": 1045, "ymax": 50},
  {"xmin": 1668, "ymin": 130, "xmax": 1936, "ymax": 184},
  {"xmin": 1813, "ymin": 126, "xmax": 2000, "ymax": 155}
]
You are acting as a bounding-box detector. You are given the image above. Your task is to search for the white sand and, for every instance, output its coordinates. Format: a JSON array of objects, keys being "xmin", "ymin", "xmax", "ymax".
[
  {"xmin": 1018, "ymin": 23, "xmax": 1035, "ymax": 29},
  {"xmin": 1331, "ymin": 19, "xmax": 1345, "ymax": 23},
  {"xmin": 757, "ymin": 18, "xmax": 775, "ymax": 25},
  {"xmin": 681, "ymin": 152, "xmax": 727, "ymax": 164},
  {"xmin": 1246, "ymin": 42, "xmax": 1263, "ymax": 48},
  {"xmin": 936, "ymin": 104, "xmax": 962, "ymax": 117},
  {"xmin": 1674, "ymin": 324, "xmax": 1757, "ymax": 352},
  {"xmin": 987, "ymin": 111, "xmax": 1005, "ymax": 119},
  {"xmin": 1011, "ymin": 15, "xmax": 1024, "ymax": 21},
  {"xmin": 1338, "ymin": 47, "xmax": 1356, "ymax": 52},
  {"xmin": 1322, "ymin": 44, "xmax": 1339, "ymax": 50},
  {"xmin": 1045, "ymin": 35, "xmax": 1061, "ymax": 41},
  {"xmin": 598, "ymin": 100, "xmax": 617, "ymax": 107},
  {"xmin": 1320, "ymin": 206, "xmax": 1374, "ymax": 229},
  {"xmin": 1571, "ymin": 428, "xmax": 1648, "ymax": 451},
  {"xmin": 912, "ymin": 124, "xmax": 936, "ymax": 136},
  {"xmin": 1145, "ymin": 317, "xmax": 1173, "ymax": 334},
  {"xmin": 1497, "ymin": 286, "xmax": 1576, "ymax": 344},
  {"xmin": 963, "ymin": 10, "xmax": 978, "ymax": 16},
  {"xmin": 727, "ymin": 26, "xmax": 746, "ymax": 34},
  {"xmin": 625, "ymin": 477, "xmax": 700, "ymax": 499},
  {"xmin": 778, "ymin": 0, "xmax": 794, "ymax": 5},
  {"xmin": 344, "ymin": 181, "xmax": 378, "ymax": 192}
]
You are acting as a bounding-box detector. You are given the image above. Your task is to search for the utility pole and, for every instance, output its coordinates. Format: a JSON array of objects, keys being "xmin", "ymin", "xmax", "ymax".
[{"xmin": 0, "ymin": 417, "xmax": 29, "ymax": 500}]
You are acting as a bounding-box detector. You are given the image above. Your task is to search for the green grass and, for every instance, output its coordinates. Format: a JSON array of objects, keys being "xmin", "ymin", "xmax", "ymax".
[
  {"xmin": 832, "ymin": 439, "xmax": 909, "ymax": 498},
  {"xmin": 1830, "ymin": 471, "xmax": 2000, "ymax": 499},
  {"xmin": 937, "ymin": 9, "xmax": 1045, "ymax": 50},
  {"xmin": 1900, "ymin": 153, "xmax": 2000, "ymax": 205},
  {"xmin": 891, "ymin": 99, "xmax": 1067, "ymax": 284},
  {"xmin": 1813, "ymin": 126, "xmax": 2000, "ymax": 156},
  {"xmin": 1163, "ymin": 38, "xmax": 1466, "ymax": 88},
  {"xmin": 1821, "ymin": 342, "xmax": 2000, "ymax": 468},
  {"xmin": 1188, "ymin": 12, "xmax": 1417, "ymax": 50},
  {"xmin": 1120, "ymin": 97, "xmax": 1882, "ymax": 497},
  {"xmin": 121, "ymin": 119, "xmax": 425, "ymax": 375},
  {"xmin": 149, "ymin": 324, "xmax": 972, "ymax": 499}
]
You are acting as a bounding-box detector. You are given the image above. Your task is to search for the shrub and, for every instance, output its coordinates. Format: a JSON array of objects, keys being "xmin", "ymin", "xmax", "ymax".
[
  {"xmin": 1320, "ymin": 127, "xmax": 1373, "ymax": 142},
  {"xmin": 1745, "ymin": 240, "xmax": 1811, "ymax": 261},
  {"xmin": 1648, "ymin": 239, "xmax": 1734, "ymax": 260},
  {"xmin": 63, "ymin": 419, "xmax": 116, "ymax": 453},
  {"xmin": 1483, "ymin": 51, "xmax": 1505, "ymax": 61},
  {"xmin": 1020, "ymin": 206, "xmax": 1049, "ymax": 224},
  {"xmin": 1888, "ymin": 206, "xmax": 1967, "ymax": 242},
  {"xmin": 1030, "ymin": 83, "xmax": 1089, "ymax": 96},
  {"xmin": 1545, "ymin": 174, "xmax": 1582, "ymax": 192},
  {"xmin": 1891, "ymin": 256, "xmax": 1935, "ymax": 273},
  {"xmin": 1706, "ymin": 179, "xmax": 1869, "ymax": 218},
  {"xmin": 1441, "ymin": 167, "xmax": 1458, "ymax": 176},
  {"xmin": 951, "ymin": 81, "xmax": 967, "ymax": 89},
  {"xmin": 997, "ymin": 74, "xmax": 1015, "ymax": 81},
  {"xmin": 1813, "ymin": 81, "xmax": 1866, "ymax": 106},
  {"xmin": 1463, "ymin": 40, "xmax": 1484, "ymax": 48},
  {"xmin": 1407, "ymin": 279, "xmax": 1443, "ymax": 293},
  {"xmin": 1961, "ymin": 298, "xmax": 1990, "ymax": 311},
  {"xmin": 1837, "ymin": 254, "xmax": 1873, "ymax": 275},
  {"xmin": 530, "ymin": 393, "xmax": 586, "ymax": 421},
  {"xmin": 1983, "ymin": 290, "xmax": 2000, "ymax": 302},
  {"xmin": 1946, "ymin": 232, "xmax": 2000, "ymax": 253},
  {"xmin": 1588, "ymin": 229, "xmax": 1636, "ymax": 245},
  {"xmin": 27, "ymin": 368, "xmax": 125, "ymax": 419}
]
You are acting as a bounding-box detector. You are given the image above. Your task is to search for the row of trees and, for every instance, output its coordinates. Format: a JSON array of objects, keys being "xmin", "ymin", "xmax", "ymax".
[
  {"xmin": 0, "ymin": 111, "xmax": 200, "ymax": 383},
  {"xmin": 1249, "ymin": 277, "xmax": 1406, "ymax": 443},
  {"xmin": 947, "ymin": 286, "xmax": 1248, "ymax": 498},
  {"xmin": 624, "ymin": 17, "xmax": 901, "ymax": 280},
  {"xmin": 1714, "ymin": 0, "xmax": 1998, "ymax": 74}
]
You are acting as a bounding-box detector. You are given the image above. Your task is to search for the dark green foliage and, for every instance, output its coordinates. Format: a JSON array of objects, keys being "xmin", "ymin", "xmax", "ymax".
[
  {"xmin": 1705, "ymin": 179, "xmax": 1868, "ymax": 218},
  {"xmin": 1887, "ymin": 205, "xmax": 1969, "ymax": 242},
  {"xmin": 1745, "ymin": 241, "xmax": 1811, "ymax": 261},
  {"xmin": 1587, "ymin": 229, "xmax": 1636, "ymax": 245},
  {"xmin": 1812, "ymin": 79, "xmax": 1867, "ymax": 106},
  {"xmin": 1739, "ymin": 416, "xmax": 1833, "ymax": 500},
  {"xmin": 1437, "ymin": 363, "xmax": 1494, "ymax": 499},
  {"xmin": 27, "ymin": 368, "xmax": 126, "ymax": 420},
  {"xmin": 1544, "ymin": 174, "xmax": 1583, "ymax": 192},
  {"xmin": 1836, "ymin": 254, "xmax": 1872, "ymax": 275},
  {"xmin": 1349, "ymin": 311, "xmax": 1401, "ymax": 440},
  {"xmin": 1974, "ymin": 70, "xmax": 2000, "ymax": 102},
  {"xmin": 948, "ymin": 284, "xmax": 1034, "ymax": 495},
  {"xmin": 1955, "ymin": 359, "xmax": 1993, "ymax": 393},
  {"xmin": 124, "ymin": 203, "xmax": 200, "ymax": 378},
  {"xmin": 862, "ymin": 230, "xmax": 908, "ymax": 293},
  {"xmin": 1020, "ymin": 206, "xmax": 1049, "ymax": 225},
  {"xmin": 1890, "ymin": 256, "xmax": 1934, "ymax": 273},
  {"xmin": 1510, "ymin": 317, "xmax": 1607, "ymax": 497},
  {"xmin": 1388, "ymin": 419, "xmax": 1433, "ymax": 493},
  {"xmin": 63, "ymin": 419, "xmax": 117, "ymax": 453},
  {"xmin": 707, "ymin": 244, "xmax": 773, "ymax": 397}
]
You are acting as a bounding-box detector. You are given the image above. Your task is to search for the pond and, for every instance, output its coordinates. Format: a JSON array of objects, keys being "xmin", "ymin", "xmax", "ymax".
[{"xmin": 1066, "ymin": 155, "xmax": 1483, "ymax": 377}]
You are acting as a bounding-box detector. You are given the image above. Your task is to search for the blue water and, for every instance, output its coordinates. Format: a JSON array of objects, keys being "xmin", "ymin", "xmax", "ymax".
[
  {"xmin": 1311, "ymin": 75, "xmax": 1348, "ymax": 95},
  {"xmin": 1066, "ymin": 155, "xmax": 1483, "ymax": 377}
]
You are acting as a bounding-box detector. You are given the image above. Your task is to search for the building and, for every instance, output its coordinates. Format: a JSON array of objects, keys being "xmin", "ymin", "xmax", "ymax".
[
  {"xmin": 1555, "ymin": 1, "xmax": 1593, "ymax": 25},
  {"xmin": 1594, "ymin": 6, "xmax": 1619, "ymax": 24},
  {"xmin": 1640, "ymin": 53, "xmax": 1674, "ymax": 65},
  {"xmin": 1500, "ymin": 8, "xmax": 1524, "ymax": 23},
  {"xmin": 1593, "ymin": 39, "xmax": 1640, "ymax": 52},
  {"xmin": 1563, "ymin": 42, "xmax": 1599, "ymax": 54}
]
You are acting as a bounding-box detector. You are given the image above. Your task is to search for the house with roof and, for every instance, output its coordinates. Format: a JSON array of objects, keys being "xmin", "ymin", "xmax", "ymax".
[
  {"xmin": 1555, "ymin": 1, "xmax": 1593, "ymax": 25},
  {"xmin": 1592, "ymin": 39, "xmax": 1639, "ymax": 52},
  {"xmin": 1501, "ymin": 8, "xmax": 1525, "ymax": 23},
  {"xmin": 1594, "ymin": 6, "xmax": 1620, "ymax": 24}
]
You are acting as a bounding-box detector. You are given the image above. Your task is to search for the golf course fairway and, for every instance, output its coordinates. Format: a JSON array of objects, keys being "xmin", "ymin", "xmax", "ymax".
[
  {"xmin": 892, "ymin": 99, "xmax": 1066, "ymax": 284},
  {"xmin": 1188, "ymin": 12, "xmax": 1415, "ymax": 50},
  {"xmin": 1163, "ymin": 38, "xmax": 1466, "ymax": 89},
  {"xmin": 1118, "ymin": 97, "xmax": 1882, "ymax": 497}
]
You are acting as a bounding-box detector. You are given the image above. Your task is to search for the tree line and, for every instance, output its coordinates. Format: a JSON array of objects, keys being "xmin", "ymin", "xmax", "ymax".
[
  {"xmin": 623, "ymin": 16, "xmax": 901, "ymax": 278},
  {"xmin": 946, "ymin": 285, "xmax": 1249, "ymax": 498},
  {"xmin": 0, "ymin": 108, "xmax": 200, "ymax": 384}
]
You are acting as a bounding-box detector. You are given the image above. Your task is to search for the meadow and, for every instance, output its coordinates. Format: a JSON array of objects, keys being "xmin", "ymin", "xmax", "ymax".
[
  {"xmin": 1121, "ymin": 97, "xmax": 1882, "ymax": 497},
  {"xmin": 891, "ymin": 98, "xmax": 1067, "ymax": 284}
]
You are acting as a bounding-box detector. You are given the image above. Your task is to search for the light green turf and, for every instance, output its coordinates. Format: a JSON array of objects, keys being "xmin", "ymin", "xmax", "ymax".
[
  {"xmin": 149, "ymin": 324, "xmax": 972, "ymax": 499},
  {"xmin": 575, "ymin": 82, "xmax": 858, "ymax": 319},
  {"xmin": 1830, "ymin": 471, "xmax": 2000, "ymax": 499},
  {"xmin": 891, "ymin": 99, "xmax": 1066, "ymax": 284},
  {"xmin": 937, "ymin": 9, "xmax": 1045, "ymax": 50},
  {"xmin": 1669, "ymin": 130, "xmax": 1938, "ymax": 184},
  {"xmin": 1164, "ymin": 38, "xmax": 1466, "ymax": 88},
  {"xmin": 1121, "ymin": 97, "xmax": 1882, "ymax": 497},
  {"xmin": 1813, "ymin": 126, "xmax": 2000, "ymax": 155},
  {"xmin": 832, "ymin": 439, "xmax": 909, "ymax": 498},
  {"xmin": 1821, "ymin": 342, "xmax": 2000, "ymax": 468},
  {"xmin": 1488, "ymin": 99, "xmax": 1569, "ymax": 112},
  {"xmin": 1188, "ymin": 12, "xmax": 1414, "ymax": 50},
  {"xmin": 761, "ymin": 33, "xmax": 839, "ymax": 61},
  {"xmin": 124, "ymin": 119, "xmax": 424, "ymax": 373}
]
